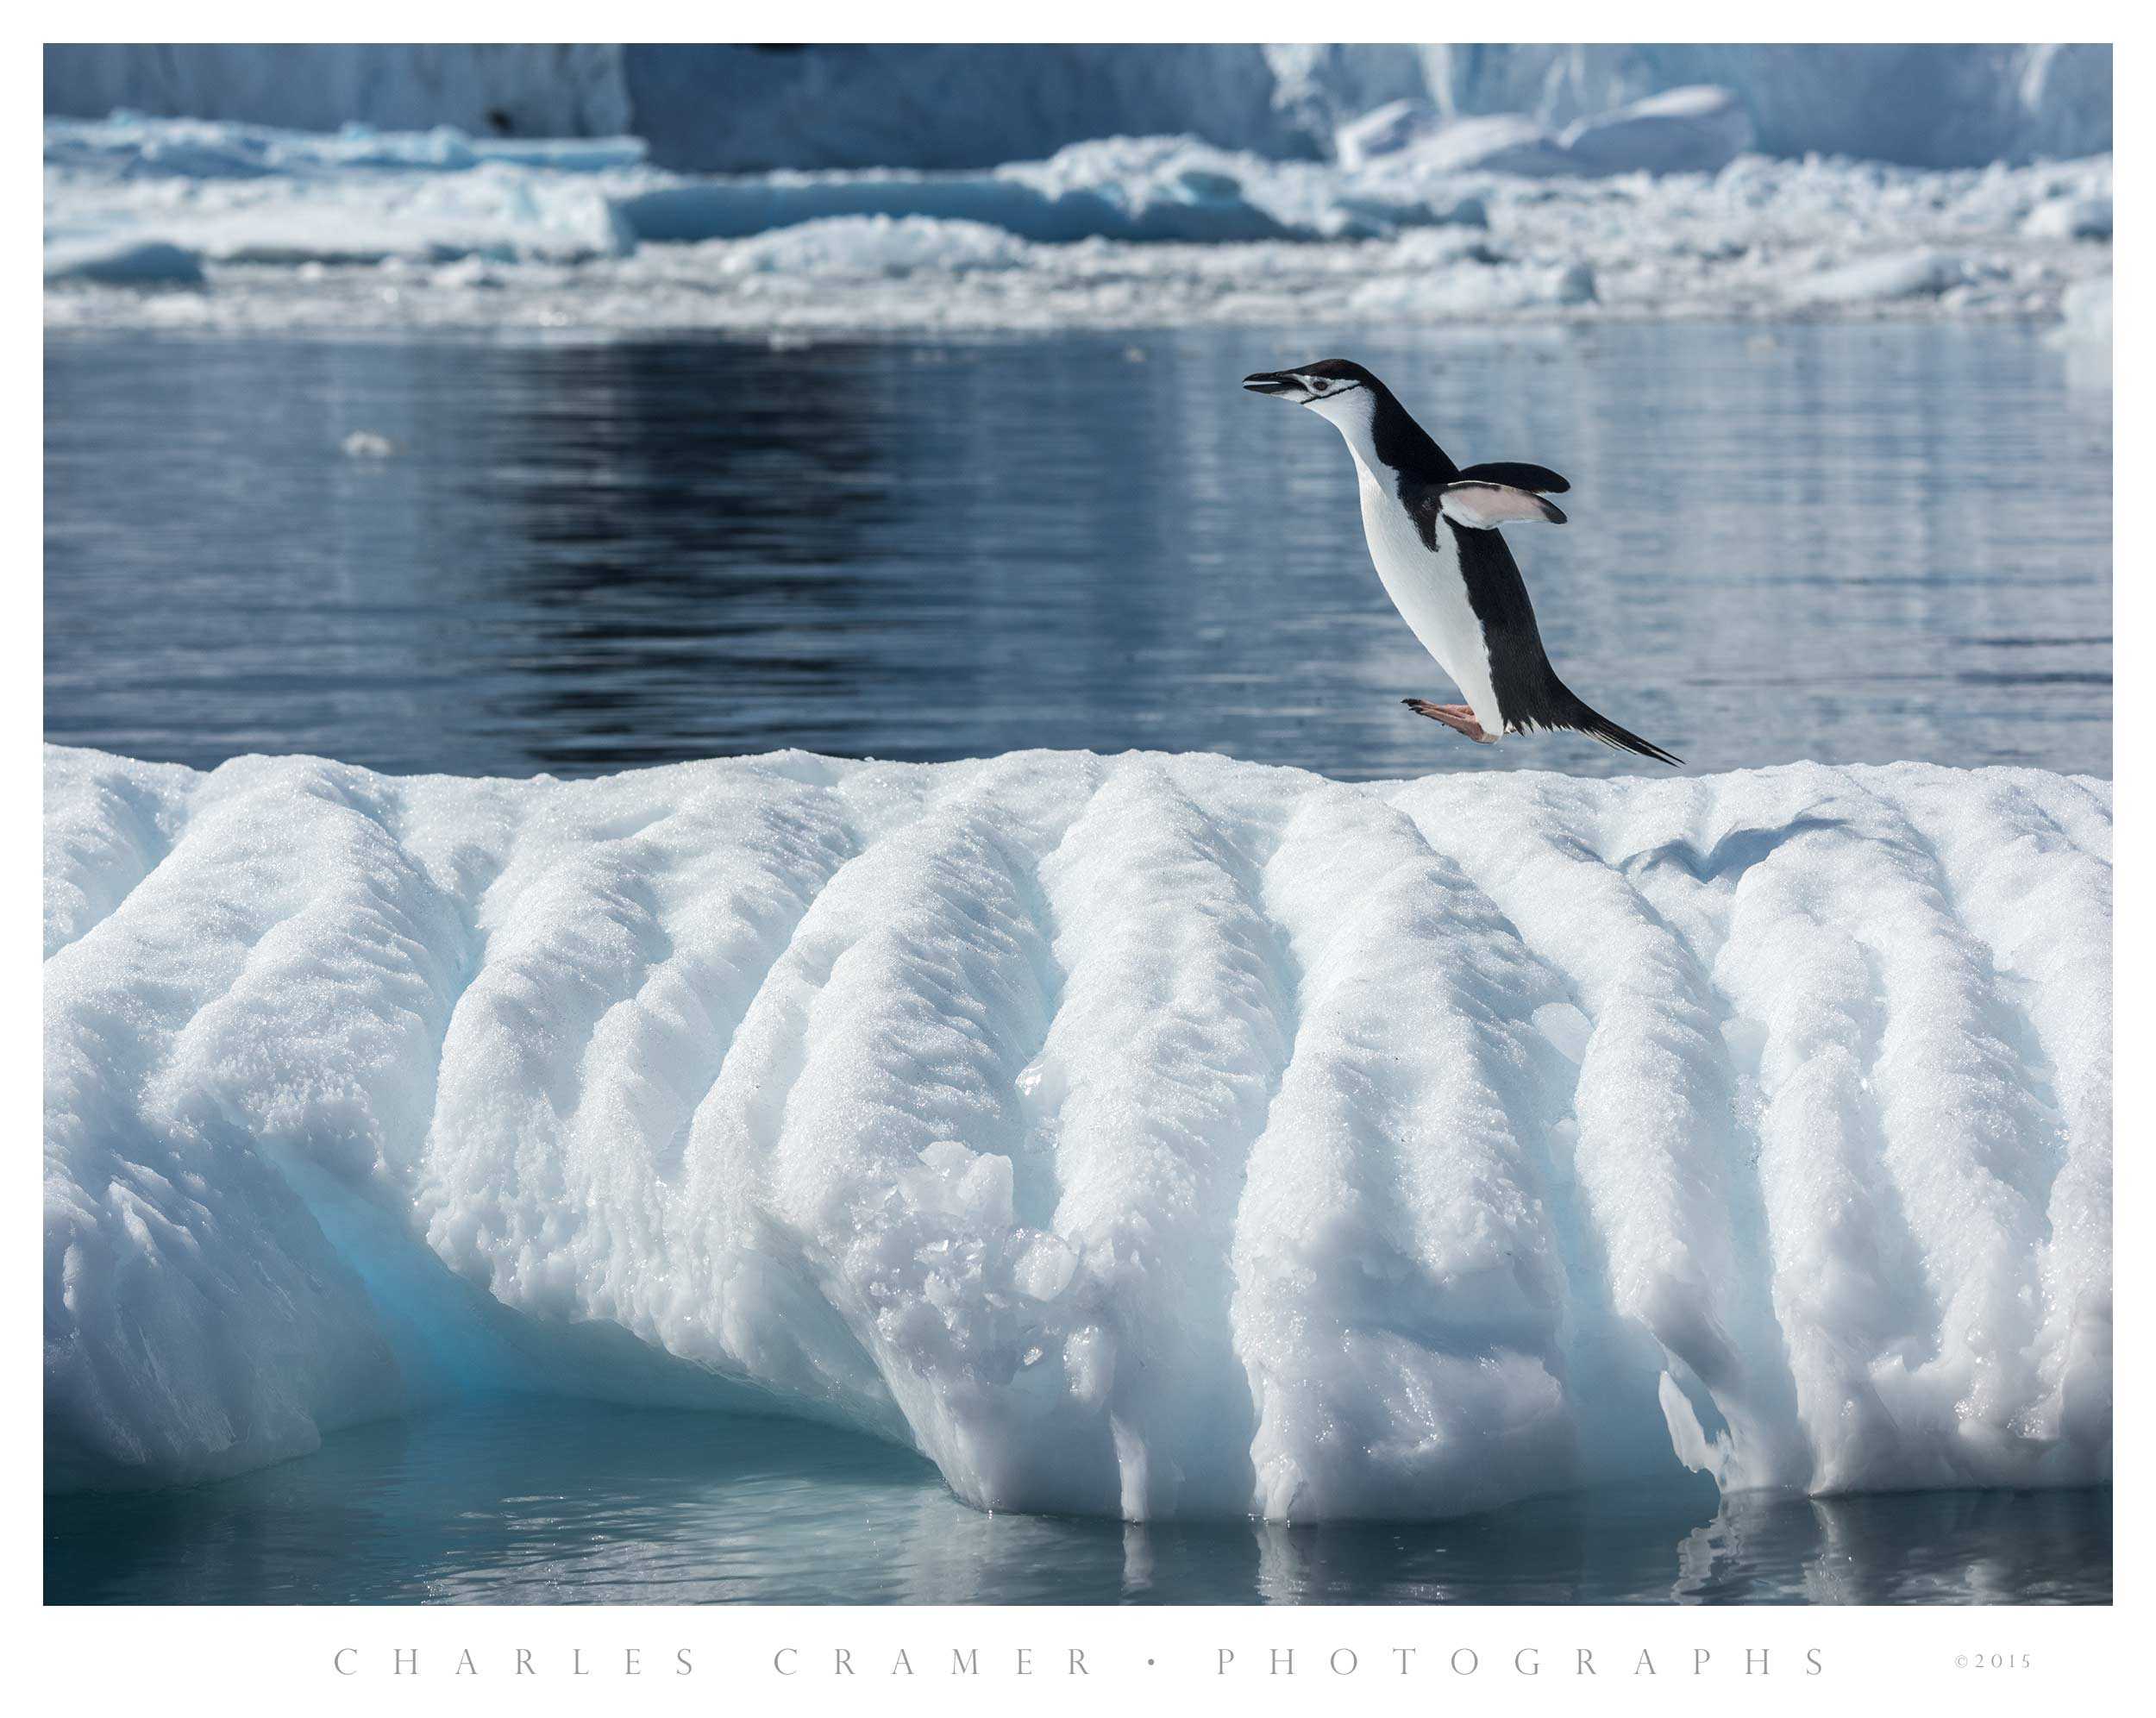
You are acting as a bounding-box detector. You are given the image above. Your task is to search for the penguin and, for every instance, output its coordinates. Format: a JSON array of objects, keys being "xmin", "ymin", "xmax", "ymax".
[{"xmin": 1244, "ymin": 359, "xmax": 1680, "ymax": 766}]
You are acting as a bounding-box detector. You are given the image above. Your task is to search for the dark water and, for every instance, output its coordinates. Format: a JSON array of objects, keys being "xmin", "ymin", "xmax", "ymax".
[
  {"xmin": 44, "ymin": 323, "xmax": 2109, "ymax": 782},
  {"xmin": 44, "ymin": 1400, "xmax": 2109, "ymax": 1605}
]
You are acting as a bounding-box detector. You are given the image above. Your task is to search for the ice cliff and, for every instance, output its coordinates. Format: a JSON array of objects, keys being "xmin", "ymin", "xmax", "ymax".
[
  {"xmin": 45, "ymin": 745, "xmax": 2111, "ymax": 1517},
  {"xmin": 45, "ymin": 44, "xmax": 2111, "ymax": 171}
]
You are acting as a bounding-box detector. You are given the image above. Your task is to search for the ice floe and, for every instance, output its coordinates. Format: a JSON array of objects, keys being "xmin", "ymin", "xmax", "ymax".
[
  {"xmin": 45, "ymin": 744, "xmax": 2111, "ymax": 1516},
  {"xmin": 44, "ymin": 115, "xmax": 2111, "ymax": 335}
]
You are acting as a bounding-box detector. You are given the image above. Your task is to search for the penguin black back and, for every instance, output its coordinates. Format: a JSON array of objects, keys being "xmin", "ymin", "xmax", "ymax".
[{"xmin": 1244, "ymin": 357, "xmax": 1682, "ymax": 766}]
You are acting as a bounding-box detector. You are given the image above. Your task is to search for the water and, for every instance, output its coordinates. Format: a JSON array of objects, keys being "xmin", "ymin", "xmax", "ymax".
[
  {"xmin": 45, "ymin": 323, "xmax": 2109, "ymax": 782},
  {"xmin": 45, "ymin": 1399, "xmax": 2109, "ymax": 1605}
]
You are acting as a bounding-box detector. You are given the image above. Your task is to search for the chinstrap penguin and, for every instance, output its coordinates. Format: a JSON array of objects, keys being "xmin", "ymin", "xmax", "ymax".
[{"xmin": 1244, "ymin": 359, "xmax": 1680, "ymax": 766}]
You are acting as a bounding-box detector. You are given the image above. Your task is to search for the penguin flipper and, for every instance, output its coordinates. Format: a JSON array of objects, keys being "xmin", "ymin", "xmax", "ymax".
[
  {"xmin": 1455, "ymin": 461, "xmax": 1570, "ymax": 495},
  {"xmin": 1437, "ymin": 481, "xmax": 1568, "ymax": 530}
]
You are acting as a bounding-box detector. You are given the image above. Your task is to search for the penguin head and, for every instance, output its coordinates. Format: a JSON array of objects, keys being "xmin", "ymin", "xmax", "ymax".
[{"xmin": 1241, "ymin": 359, "xmax": 1380, "ymax": 423}]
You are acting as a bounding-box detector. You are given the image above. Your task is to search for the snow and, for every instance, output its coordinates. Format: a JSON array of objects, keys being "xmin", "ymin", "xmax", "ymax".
[
  {"xmin": 46, "ymin": 743, "xmax": 2112, "ymax": 1518},
  {"xmin": 45, "ymin": 116, "xmax": 2112, "ymax": 335},
  {"xmin": 47, "ymin": 45, "xmax": 2109, "ymax": 172}
]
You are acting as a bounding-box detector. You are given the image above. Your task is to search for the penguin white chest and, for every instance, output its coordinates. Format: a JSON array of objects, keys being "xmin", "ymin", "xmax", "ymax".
[{"xmin": 1356, "ymin": 470, "xmax": 1503, "ymax": 733}]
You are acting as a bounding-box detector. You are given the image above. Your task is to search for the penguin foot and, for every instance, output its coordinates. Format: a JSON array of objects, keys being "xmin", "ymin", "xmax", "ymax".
[{"xmin": 1404, "ymin": 698, "xmax": 1495, "ymax": 743}]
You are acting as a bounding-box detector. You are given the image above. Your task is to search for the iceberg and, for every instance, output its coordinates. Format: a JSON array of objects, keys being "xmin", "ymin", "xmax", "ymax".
[
  {"xmin": 45, "ymin": 44, "xmax": 2110, "ymax": 172},
  {"xmin": 45, "ymin": 743, "xmax": 2111, "ymax": 1518},
  {"xmin": 44, "ymin": 115, "xmax": 2112, "ymax": 335}
]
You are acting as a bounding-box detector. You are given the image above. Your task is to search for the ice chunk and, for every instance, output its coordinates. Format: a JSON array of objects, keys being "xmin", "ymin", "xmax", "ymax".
[
  {"xmin": 2053, "ymin": 277, "xmax": 2112, "ymax": 349},
  {"xmin": 717, "ymin": 215, "xmax": 1030, "ymax": 276},
  {"xmin": 1796, "ymin": 248, "xmax": 1965, "ymax": 307},
  {"xmin": 43, "ymin": 745, "xmax": 2111, "ymax": 1517},
  {"xmin": 2024, "ymin": 195, "xmax": 2111, "ymax": 241}
]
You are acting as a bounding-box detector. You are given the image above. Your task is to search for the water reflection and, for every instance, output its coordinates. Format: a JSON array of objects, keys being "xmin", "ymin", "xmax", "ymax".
[
  {"xmin": 46, "ymin": 1399, "xmax": 2109, "ymax": 1605},
  {"xmin": 1670, "ymin": 1488, "xmax": 2115, "ymax": 1605},
  {"xmin": 45, "ymin": 325, "xmax": 2109, "ymax": 781}
]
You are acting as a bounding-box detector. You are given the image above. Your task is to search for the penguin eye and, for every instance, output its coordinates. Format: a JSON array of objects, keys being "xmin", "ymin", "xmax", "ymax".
[{"xmin": 1309, "ymin": 379, "xmax": 1331, "ymax": 393}]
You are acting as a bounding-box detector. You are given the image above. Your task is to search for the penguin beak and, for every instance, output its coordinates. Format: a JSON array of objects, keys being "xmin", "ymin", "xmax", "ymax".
[{"xmin": 1242, "ymin": 372, "xmax": 1302, "ymax": 399}]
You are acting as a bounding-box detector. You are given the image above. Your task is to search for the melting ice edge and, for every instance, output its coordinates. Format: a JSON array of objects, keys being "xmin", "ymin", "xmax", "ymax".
[{"xmin": 43, "ymin": 745, "xmax": 2111, "ymax": 1518}]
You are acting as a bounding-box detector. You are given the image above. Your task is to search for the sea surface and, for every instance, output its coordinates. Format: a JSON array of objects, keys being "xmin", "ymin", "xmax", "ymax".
[
  {"xmin": 45, "ymin": 1399, "xmax": 2110, "ymax": 1605},
  {"xmin": 44, "ymin": 323, "xmax": 2110, "ymax": 782}
]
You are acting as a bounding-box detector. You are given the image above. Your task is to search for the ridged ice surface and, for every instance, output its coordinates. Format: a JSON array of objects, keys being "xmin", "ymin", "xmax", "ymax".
[{"xmin": 43, "ymin": 744, "xmax": 2112, "ymax": 1515}]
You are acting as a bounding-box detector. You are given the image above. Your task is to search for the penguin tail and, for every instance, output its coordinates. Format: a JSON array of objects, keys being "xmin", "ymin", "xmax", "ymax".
[{"xmin": 1557, "ymin": 695, "xmax": 1683, "ymax": 767}]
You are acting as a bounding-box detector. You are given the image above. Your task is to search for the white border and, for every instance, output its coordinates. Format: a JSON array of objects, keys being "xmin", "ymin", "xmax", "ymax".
[{"xmin": 16, "ymin": 11, "xmax": 2135, "ymax": 1709}]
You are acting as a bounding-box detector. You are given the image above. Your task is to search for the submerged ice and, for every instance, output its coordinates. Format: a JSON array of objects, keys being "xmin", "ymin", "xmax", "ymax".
[{"xmin": 44, "ymin": 745, "xmax": 2110, "ymax": 1515}]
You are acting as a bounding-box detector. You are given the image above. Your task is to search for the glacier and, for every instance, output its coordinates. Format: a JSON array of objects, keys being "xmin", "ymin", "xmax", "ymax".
[
  {"xmin": 45, "ymin": 45, "xmax": 2110, "ymax": 171},
  {"xmin": 45, "ymin": 743, "xmax": 2111, "ymax": 1518},
  {"xmin": 44, "ymin": 114, "xmax": 2113, "ymax": 335}
]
